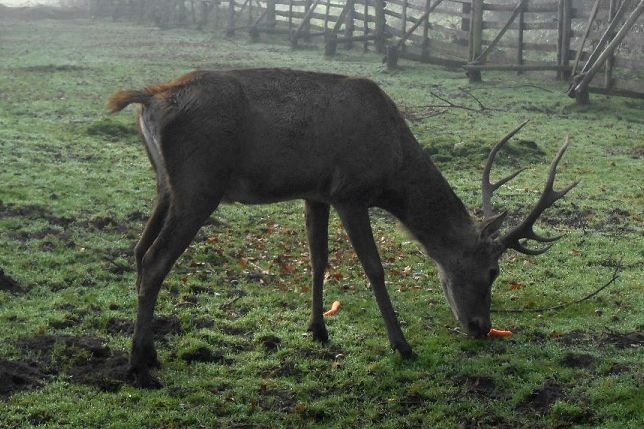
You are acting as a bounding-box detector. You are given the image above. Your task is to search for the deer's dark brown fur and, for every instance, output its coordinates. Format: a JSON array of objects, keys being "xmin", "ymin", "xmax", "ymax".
[{"xmin": 108, "ymin": 69, "xmax": 575, "ymax": 388}]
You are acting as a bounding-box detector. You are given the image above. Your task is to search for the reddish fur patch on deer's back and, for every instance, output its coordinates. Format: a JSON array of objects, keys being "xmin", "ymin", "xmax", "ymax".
[
  {"xmin": 106, "ymin": 71, "xmax": 206, "ymax": 113},
  {"xmin": 143, "ymin": 71, "xmax": 205, "ymax": 97}
]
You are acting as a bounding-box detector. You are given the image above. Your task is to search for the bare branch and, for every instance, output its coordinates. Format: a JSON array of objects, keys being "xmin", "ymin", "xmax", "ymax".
[
  {"xmin": 492, "ymin": 261, "xmax": 621, "ymax": 313},
  {"xmin": 404, "ymin": 90, "xmax": 506, "ymax": 119}
]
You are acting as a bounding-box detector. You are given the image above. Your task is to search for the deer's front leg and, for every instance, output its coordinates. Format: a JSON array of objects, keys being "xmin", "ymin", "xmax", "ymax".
[
  {"xmin": 304, "ymin": 200, "xmax": 330, "ymax": 342},
  {"xmin": 334, "ymin": 203, "xmax": 415, "ymax": 359}
]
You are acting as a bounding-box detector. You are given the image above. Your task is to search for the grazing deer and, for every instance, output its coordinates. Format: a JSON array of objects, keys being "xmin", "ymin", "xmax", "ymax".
[{"xmin": 107, "ymin": 69, "xmax": 577, "ymax": 388}]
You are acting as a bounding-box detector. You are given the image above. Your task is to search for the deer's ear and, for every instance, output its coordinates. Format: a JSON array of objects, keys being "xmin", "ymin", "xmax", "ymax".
[{"xmin": 479, "ymin": 211, "xmax": 507, "ymax": 240}]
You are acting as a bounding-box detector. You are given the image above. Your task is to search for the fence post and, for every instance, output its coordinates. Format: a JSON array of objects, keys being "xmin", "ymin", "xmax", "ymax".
[
  {"xmin": 386, "ymin": 45, "xmax": 399, "ymax": 69},
  {"xmin": 345, "ymin": 0, "xmax": 355, "ymax": 49},
  {"xmin": 556, "ymin": 0, "xmax": 571, "ymax": 79},
  {"xmin": 178, "ymin": 0, "xmax": 187, "ymax": 23},
  {"xmin": 468, "ymin": 0, "xmax": 483, "ymax": 82},
  {"xmin": 517, "ymin": 5, "xmax": 524, "ymax": 74},
  {"xmin": 461, "ymin": 1, "xmax": 470, "ymax": 31},
  {"xmin": 324, "ymin": 0, "xmax": 331, "ymax": 31},
  {"xmin": 604, "ymin": 0, "xmax": 617, "ymax": 88},
  {"xmin": 401, "ymin": 0, "xmax": 408, "ymax": 51},
  {"xmin": 374, "ymin": 0, "xmax": 386, "ymax": 53},
  {"xmin": 213, "ymin": 1, "xmax": 221, "ymax": 29},
  {"xmin": 560, "ymin": 0, "xmax": 572, "ymax": 79},
  {"xmin": 304, "ymin": 0, "xmax": 312, "ymax": 42},
  {"xmin": 422, "ymin": 0, "xmax": 431, "ymax": 60},
  {"xmin": 267, "ymin": 0, "xmax": 276, "ymax": 27},
  {"xmin": 363, "ymin": 0, "xmax": 369, "ymax": 51},
  {"xmin": 226, "ymin": 0, "xmax": 235, "ymax": 36},
  {"xmin": 325, "ymin": 32, "xmax": 338, "ymax": 56}
]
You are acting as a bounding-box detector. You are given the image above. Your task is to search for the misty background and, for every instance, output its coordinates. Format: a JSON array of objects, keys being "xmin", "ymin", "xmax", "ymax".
[{"xmin": 2, "ymin": 1, "xmax": 60, "ymax": 6}]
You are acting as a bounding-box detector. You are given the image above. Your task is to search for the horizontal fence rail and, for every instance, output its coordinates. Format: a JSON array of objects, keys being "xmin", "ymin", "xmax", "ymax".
[{"xmin": 90, "ymin": 0, "xmax": 643, "ymax": 101}]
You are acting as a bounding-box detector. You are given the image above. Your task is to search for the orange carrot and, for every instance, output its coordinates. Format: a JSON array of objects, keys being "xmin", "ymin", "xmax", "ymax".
[
  {"xmin": 488, "ymin": 328, "xmax": 513, "ymax": 337},
  {"xmin": 323, "ymin": 300, "xmax": 342, "ymax": 317}
]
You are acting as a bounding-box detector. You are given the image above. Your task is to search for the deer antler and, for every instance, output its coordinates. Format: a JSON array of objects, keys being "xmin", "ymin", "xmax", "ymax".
[
  {"xmin": 501, "ymin": 137, "xmax": 578, "ymax": 255},
  {"xmin": 481, "ymin": 120, "xmax": 530, "ymax": 218},
  {"xmin": 482, "ymin": 123, "xmax": 579, "ymax": 255}
]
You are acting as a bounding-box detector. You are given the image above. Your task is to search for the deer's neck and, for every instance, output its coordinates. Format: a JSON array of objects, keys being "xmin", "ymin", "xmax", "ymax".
[{"xmin": 386, "ymin": 153, "xmax": 476, "ymax": 261}]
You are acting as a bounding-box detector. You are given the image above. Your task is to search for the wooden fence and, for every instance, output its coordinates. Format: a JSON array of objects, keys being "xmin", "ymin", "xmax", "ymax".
[{"xmin": 98, "ymin": 0, "xmax": 643, "ymax": 101}]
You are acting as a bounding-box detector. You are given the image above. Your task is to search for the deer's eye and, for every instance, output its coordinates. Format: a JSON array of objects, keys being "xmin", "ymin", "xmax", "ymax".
[{"xmin": 489, "ymin": 268, "xmax": 499, "ymax": 282}]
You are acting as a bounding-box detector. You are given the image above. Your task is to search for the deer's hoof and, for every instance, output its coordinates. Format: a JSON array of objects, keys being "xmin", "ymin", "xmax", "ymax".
[
  {"xmin": 128, "ymin": 366, "xmax": 163, "ymax": 390},
  {"xmin": 307, "ymin": 321, "xmax": 329, "ymax": 343},
  {"xmin": 147, "ymin": 355, "xmax": 161, "ymax": 369},
  {"xmin": 394, "ymin": 342, "xmax": 417, "ymax": 360}
]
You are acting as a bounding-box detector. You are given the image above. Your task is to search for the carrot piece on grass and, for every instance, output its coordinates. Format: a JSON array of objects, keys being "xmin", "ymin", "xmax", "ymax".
[
  {"xmin": 488, "ymin": 328, "xmax": 513, "ymax": 337},
  {"xmin": 323, "ymin": 300, "xmax": 342, "ymax": 317}
]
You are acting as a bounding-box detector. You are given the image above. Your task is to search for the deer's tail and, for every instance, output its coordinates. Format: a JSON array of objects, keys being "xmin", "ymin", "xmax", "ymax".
[{"xmin": 106, "ymin": 90, "xmax": 153, "ymax": 113}]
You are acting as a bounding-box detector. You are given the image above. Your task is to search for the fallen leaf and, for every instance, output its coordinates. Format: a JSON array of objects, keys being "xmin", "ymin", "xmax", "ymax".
[
  {"xmin": 325, "ymin": 270, "xmax": 344, "ymax": 281},
  {"xmin": 509, "ymin": 281, "xmax": 525, "ymax": 290}
]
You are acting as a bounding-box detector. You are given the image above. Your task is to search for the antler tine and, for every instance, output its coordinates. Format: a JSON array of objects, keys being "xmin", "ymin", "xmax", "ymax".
[
  {"xmin": 525, "ymin": 228, "xmax": 564, "ymax": 243},
  {"xmin": 482, "ymin": 120, "xmax": 530, "ymax": 217},
  {"xmin": 502, "ymin": 136, "xmax": 579, "ymax": 255},
  {"xmin": 508, "ymin": 241, "xmax": 554, "ymax": 256}
]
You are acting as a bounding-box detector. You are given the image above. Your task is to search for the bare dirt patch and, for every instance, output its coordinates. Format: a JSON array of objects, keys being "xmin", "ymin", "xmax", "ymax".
[
  {"xmin": 193, "ymin": 317, "xmax": 215, "ymax": 329},
  {"xmin": 0, "ymin": 202, "xmax": 73, "ymax": 227},
  {"xmin": 6, "ymin": 227, "xmax": 65, "ymax": 242},
  {"xmin": 106, "ymin": 315, "xmax": 184, "ymax": 340},
  {"xmin": 553, "ymin": 330, "xmax": 644, "ymax": 349},
  {"xmin": 0, "ymin": 268, "xmax": 24, "ymax": 294},
  {"xmin": 397, "ymin": 391, "xmax": 432, "ymax": 409},
  {"xmin": 258, "ymin": 387, "xmax": 297, "ymax": 412},
  {"xmin": 561, "ymin": 352, "xmax": 595, "ymax": 368},
  {"xmin": 518, "ymin": 380, "xmax": 564, "ymax": 414},
  {"xmin": 460, "ymin": 413, "xmax": 512, "ymax": 429},
  {"xmin": 261, "ymin": 357, "xmax": 302, "ymax": 378},
  {"xmin": 458, "ymin": 375, "xmax": 502, "ymax": 399},
  {"xmin": 180, "ymin": 347, "xmax": 229, "ymax": 365},
  {"xmin": 602, "ymin": 331, "xmax": 644, "ymax": 349},
  {"xmin": 0, "ymin": 358, "xmax": 50, "ymax": 398},
  {"xmin": 49, "ymin": 313, "xmax": 83, "ymax": 330},
  {"xmin": 81, "ymin": 215, "xmax": 130, "ymax": 234},
  {"xmin": 16, "ymin": 335, "xmax": 129, "ymax": 393},
  {"xmin": 258, "ymin": 334, "xmax": 282, "ymax": 353},
  {"xmin": 540, "ymin": 206, "xmax": 593, "ymax": 230}
]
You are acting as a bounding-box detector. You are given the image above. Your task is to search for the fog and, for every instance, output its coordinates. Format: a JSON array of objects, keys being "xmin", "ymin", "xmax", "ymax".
[{"xmin": 1, "ymin": 0, "xmax": 60, "ymax": 6}]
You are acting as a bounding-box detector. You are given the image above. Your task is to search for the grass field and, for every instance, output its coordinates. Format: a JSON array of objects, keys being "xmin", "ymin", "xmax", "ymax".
[{"xmin": 0, "ymin": 17, "xmax": 642, "ymax": 428}]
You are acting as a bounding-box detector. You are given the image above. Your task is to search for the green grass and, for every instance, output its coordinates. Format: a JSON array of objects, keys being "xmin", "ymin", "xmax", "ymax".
[{"xmin": 1, "ymin": 18, "xmax": 642, "ymax": 428}]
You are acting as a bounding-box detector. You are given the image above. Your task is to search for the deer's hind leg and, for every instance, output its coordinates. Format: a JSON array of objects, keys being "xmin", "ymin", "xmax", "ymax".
[
  {"xmin": 130, "ymin": 177, "xmax": 224, "ymax": 388},
  {"xmin": 135, "ymin": 185, "xmax": 170, "ymax": 296},
  {"xmin": 305, "ymin": 200, "xmax": 330, "ymax": 342}
]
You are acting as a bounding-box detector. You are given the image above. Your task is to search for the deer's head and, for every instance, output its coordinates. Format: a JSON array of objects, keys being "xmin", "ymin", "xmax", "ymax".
[{"xmin": 438, "ymin": 121, "xmax": 578, "ymax": 337}]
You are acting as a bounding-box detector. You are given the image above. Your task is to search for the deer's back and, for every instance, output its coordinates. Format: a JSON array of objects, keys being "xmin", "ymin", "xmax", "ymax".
[{"xmin": 143, "ymin": 69, "xmax": 416, "ymax": 204}]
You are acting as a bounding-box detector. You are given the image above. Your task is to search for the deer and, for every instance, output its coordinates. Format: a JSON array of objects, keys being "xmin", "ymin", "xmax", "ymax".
[{"xmin": 107, "ymin": 68, "xmax": 577, "ymax": 388}]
